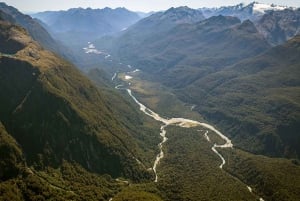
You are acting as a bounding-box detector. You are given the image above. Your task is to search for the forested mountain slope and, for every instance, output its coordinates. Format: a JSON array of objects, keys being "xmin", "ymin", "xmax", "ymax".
[
  {"xmin": 0, "ymin": 18, "xmax": 158, "ymax": 181},
  {"xmin": 177, "ymin": 35, "xmax": 300, "ymax": 157},
  {"xmin": 0, "ymin": 3, "xmax": 74, "ymax": 61},
  {"xmin": 95, "ymin": 14, "xmax": 270, "ymax": 76},
  {"xmin": 93, "ymin": 7, "xmax": 299, "ymax": 158}
]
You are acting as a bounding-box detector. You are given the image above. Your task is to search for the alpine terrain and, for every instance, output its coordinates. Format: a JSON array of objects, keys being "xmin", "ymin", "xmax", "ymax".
[{"xmin": 1, "ymin": 1, "xmax": 300, "ymax": 201}]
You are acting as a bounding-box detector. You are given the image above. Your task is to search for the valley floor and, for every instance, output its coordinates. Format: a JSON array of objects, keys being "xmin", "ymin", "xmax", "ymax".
[{"xmin": 107, "ymin": 69, "xmax": 300, "ymax": 201}]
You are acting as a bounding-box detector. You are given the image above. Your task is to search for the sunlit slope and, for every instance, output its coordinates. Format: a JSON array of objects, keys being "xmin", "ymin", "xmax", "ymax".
[
  {"xmin": 179, "ymin": 35, "xmax": 300, "ymax": 157},
  {"xmin": 0, "ymin": 20, "xmax": 156, "ymax": 181}
]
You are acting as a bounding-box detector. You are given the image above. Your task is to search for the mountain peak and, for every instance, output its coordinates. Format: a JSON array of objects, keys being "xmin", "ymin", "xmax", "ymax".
[
  {"xmin": 161, "ymin": 6, "xmax": 204, "ymax": 24},
  {"xmin": 65, "ymin": 6, "xmax": 131, "ymax": 13},
  {"xmin": 166, "ymin": 6, "xmax": 191, "ymax": 12},
  {"xmin": 204, "ymin": 15, "xmax": 241, "ymax": 27},
  {"xmin": 32, "ymin": 6, "xmax": 141, "ymax": 45},
  {"xmin": 165, "ymin": 6, "xmax": 200, "ymax": 14},
  {"xmin": 236, "ymin": 19, "xmax": 258, "ymax": 33},
  {"xmin": 249, "ymin": 1, "xmax": 290, "ymax": 14},
  {"xmin": 200, "ymin": 2, "xmax": 295, "ymax": 21}
]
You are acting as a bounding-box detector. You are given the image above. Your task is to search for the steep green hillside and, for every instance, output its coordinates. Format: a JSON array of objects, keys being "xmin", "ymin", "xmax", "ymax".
[
  {"xmin": 178, "ymin": 35, "xmax": 300, "ymax": 158},
  {"xmin": 150, "ymin": 17, "xmax": 270, "ymax": 83},
  {"xmin": 221, "ymin": 148, "xmax": 300, "ymax": 200},
  {"xmin": 0, "ymin": 19, "xmax": 160, "ymax": 182},
  {"xmin": 94, "ymin": 9, "xmax": 298, "ymax": 159},
  {"xmin": 1, "ymin": 3, "xmax": 299, "ymax": 201},
  {"xmin": 0, "ymin": 3, "xmax": 74, "ymax": 61},
  {"xmin": 0, "ymin": 121, "xmax": 124, "ymax": 201},
  {"xmin": 0, "ymin": 122, "xmax": 24, "ymax": 181}
]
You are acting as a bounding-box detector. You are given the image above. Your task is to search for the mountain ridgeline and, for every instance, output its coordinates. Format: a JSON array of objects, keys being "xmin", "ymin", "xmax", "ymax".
[
  {"xmin": 97, "ymin": 15, "xmax": 269, "ymax": 74},
  {"xmin": 91, "ymin": 6, "xmax": 300, "ymax": 159},
  {"xmin": 256, "ymin": 8, "xmax": 300, "ymax": 45},
  {"xmin": 0, "ymin": 3, "xmax": 74, "ymax": 61},
  {"xmin": 201, "ymin": 3, "xmax": 300, "ymax": 45},
  {"xmin": 177, "ymin": 35, "xmax": 300, "ymax": 157},
  {"xmin": 1, "ymin": 2, "xmax": 300, "ymax": 201},
  {"xmin": 0, "ymin": 18, "xmax": 159, "ymax": 183},
  {"xmin": 32, "ymin": 7, "xmax": 142, "ymax": 47},
  {"xmin": 200, "ymin": 2, "xmax": 293, "ymax": 21}
]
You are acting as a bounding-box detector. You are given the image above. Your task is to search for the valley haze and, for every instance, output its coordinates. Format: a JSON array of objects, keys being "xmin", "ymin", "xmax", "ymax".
[
  {"xmin": 2, "ymin": 0, "xmax": 300, "ymax": 12},
  {"xmin": 0, "ymin": 1, "xmax": 299, "ymax": 201}
]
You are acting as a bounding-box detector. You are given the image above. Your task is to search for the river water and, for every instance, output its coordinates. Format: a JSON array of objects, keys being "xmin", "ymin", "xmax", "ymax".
[
  {"xmin": 114, "ymin": 70, "xmax": 264, "ymax": 200},
  {"xmin": 126, "ymin": 88, "xmax": 233, "ymax": 181}
]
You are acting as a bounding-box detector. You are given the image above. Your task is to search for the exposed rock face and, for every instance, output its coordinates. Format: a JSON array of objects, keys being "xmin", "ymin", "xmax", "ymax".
[{"xmin": 256, "ymin": 9, "xmax": 300, "ymax": 45}]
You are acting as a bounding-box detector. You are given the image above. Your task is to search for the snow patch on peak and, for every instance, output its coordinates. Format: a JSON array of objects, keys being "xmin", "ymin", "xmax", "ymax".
[{"xmin": 252, "ymin": 2, "xmax": 289, "ymax": 14}]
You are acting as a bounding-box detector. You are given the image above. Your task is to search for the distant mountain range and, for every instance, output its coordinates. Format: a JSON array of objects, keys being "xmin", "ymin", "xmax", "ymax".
[
  {"xmin": 200, "ymin": 2, "xmax": 300, "ymax": 45},
  {"xmin": 1, "ymin": 2, "xmax": 300, "ymax": 201},
  {"xmin": 0, "ymin": 3, "xmax": 74, "ymax": 61},
  {"xmin": 30, "ymin": 2, "xmax": 299, "ymax": 70},
  {"xmin": 0, "ymin": 7, "xmax": 164, "ymax": 200},
  {"xmin": 98, "ymin": 15, "xmax": 269, "ymax": 72},
  {"xmin": 91, "ymin": 5, "xmax": 300, "ymax": 159},
  {"xmin": 0, "ymin": 14, "xmax": 157, "ymax": 180},
  {"xmin": 200, "ymin": 2, "xmax": 295, "ymax": 21},
  {"xmin": 31, "ymin": 7, "xmax": 142, "ymax": 47}
]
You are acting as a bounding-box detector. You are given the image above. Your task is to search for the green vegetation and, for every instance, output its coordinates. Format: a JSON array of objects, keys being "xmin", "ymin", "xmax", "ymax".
[
  {"xmin": 157, "ymin": 126, "xmax": 256, "ymax": 200},
  {"xmin": 0, "ymin": 161, "xmax": 123, "ymax": 201},
  {"xmin": 88, "ymin": 69, "xmax": 162, "ymax": 169},
  {"xmin": 110, "ymin": 64, "xmax": 300, "ymax": 200},
  {"xmin": 0, "ymin": 132, "xmax": 124, "ymax": 201},
  {"xmin": 0, "ymin": 2, "xmax": 73, "ymax": 60},
  {"xmin": 0, "ymin": 16, "xmax": 163, "ymax": 200},
  {"xmin": 116, "ymin": 72, "xmax": 204, "ymax": 121},
  {"xmin": 221, "ymin": 148, "xmax": 300, "ymax": 200},
  {"xmin": 93, "ymin": 10, "xmax": 300, "ymax": 159},
  {"xmin": 95, "ymin": 15, "xmax": 269, "ymax": 74},
  {"xmin": 113, "ymin": 183, "xmax": 163, "ymax": 201},
  {"xmin": 177, "ymin": 35, "xmax": 300, "ymax": 157},
  {"xmin": 0, "ymin": 20, "xmax": 28, "ymax": 54},
  {"xmin": 0, "ymin": 16, "xmax": 161, "ymax": 185},
  {"xmin": 1, "ymin": 4, "xmax": 300, "ymax": 201},
  {"xmin": 0, "ymin": 122, "xmax": 24, "ymax": 181}
]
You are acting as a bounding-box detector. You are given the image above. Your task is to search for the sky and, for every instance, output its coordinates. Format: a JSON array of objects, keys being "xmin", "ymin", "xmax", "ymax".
[{"xmin": 2, "ymin": 0, "xmax": 300, "ymax": 13}]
